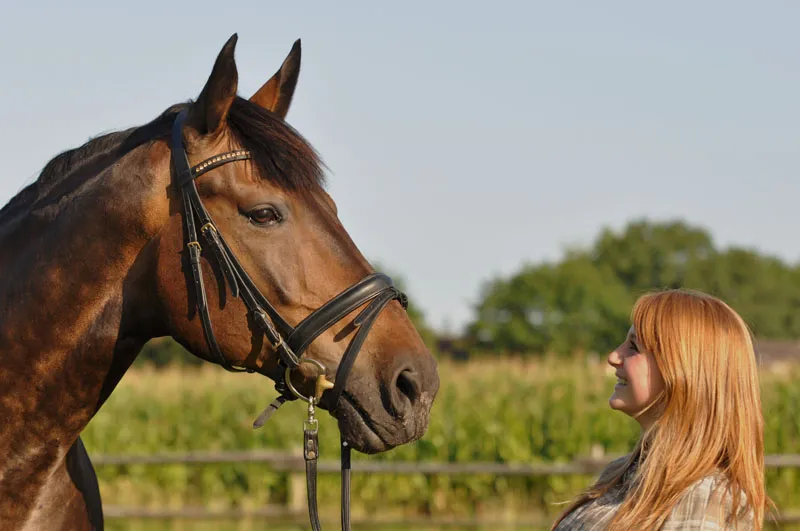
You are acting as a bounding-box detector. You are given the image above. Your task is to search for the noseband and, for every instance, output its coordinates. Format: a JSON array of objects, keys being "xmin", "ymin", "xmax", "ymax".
[{"xmin": 170, "ymin": 108, "xmax": 408, "ymax": 531}]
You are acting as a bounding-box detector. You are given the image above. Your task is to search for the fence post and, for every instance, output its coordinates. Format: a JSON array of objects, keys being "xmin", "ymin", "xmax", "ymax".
[
  {"xmin": 590, "ymin": 444, "xmax": 604, "ymax": 460},
  {"xmin": 287, "ymin": 447, "xmax": 305, "ymax": 514}
]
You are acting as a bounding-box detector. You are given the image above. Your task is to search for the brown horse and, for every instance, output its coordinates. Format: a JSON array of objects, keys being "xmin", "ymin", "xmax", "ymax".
[{"xmin": 0, "ymin": 35, "xmax": 439, "ymax": 530}]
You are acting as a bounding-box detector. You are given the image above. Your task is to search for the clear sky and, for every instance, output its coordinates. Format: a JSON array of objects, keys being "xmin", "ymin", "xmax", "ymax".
[{"xmin": 1, "ymin": 1, "xmax": 798, "ymax": 332}]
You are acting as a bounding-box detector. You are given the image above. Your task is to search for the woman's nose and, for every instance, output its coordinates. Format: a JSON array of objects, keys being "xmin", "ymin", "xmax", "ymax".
[{"xmin": 607, "ymin": 348, "xmax": 622, "ymax": 367}]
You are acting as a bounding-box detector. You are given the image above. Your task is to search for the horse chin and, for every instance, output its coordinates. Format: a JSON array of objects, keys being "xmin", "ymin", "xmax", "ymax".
[
  {"xmin": 334, "ymin": 394, "xmax": 392, "ymax": 454},
  {"xmin": 333, "ymin": 392, "xmax": 425, "ymax": 454}
]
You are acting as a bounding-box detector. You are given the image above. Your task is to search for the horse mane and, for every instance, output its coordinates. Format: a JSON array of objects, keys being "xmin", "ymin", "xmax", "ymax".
[
  {"xmin": 0, "ymin": 107, "xmax": 178, "ymax": 224},
  {"xmin": 0, "ymin": 97, "xmax": 325, "ymax": 223}
]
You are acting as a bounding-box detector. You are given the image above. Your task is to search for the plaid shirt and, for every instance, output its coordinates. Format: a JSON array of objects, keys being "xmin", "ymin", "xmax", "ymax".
[{"xmin": 553, "ymin": 457, "xmax": 754, "ymax": 530}]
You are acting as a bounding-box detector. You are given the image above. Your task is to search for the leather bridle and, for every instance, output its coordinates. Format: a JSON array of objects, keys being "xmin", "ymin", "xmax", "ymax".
[{"xmin": 170, "ymin": 108, "xmax": 408, "ymax": 531}]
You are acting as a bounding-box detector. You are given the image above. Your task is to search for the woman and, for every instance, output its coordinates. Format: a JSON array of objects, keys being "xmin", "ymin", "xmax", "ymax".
[{"xmin": 551, "ymin": 288, "xmax": 773, "ymax": 530}]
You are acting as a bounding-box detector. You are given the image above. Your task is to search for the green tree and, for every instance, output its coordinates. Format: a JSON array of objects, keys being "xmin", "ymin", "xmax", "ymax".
[
  {"xmin": 136, "ymin": 337, "xmax": 198, "ymax": 367},
  {"xmin": 590, "ymin": 218, "xmax": 716, "ymax": 295},
  {"xmin": 691, "ymin": 247, "xmax": 800, "ymax": 339},
  {"xmin": 591, "ymin": 219, "xmax": 800, "ymax": 339},
  {"xmin": 466, "ymin": 255, "xmax": 632, "ymax": 355},
  {"xmin": 467, "ymin": 217, "xmax": 800, "ymax": 356}
]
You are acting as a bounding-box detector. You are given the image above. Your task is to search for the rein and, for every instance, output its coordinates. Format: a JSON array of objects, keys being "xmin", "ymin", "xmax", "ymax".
[{"xmin": 170, "ymin": 108, "xmax": 408, "ymax": 530}]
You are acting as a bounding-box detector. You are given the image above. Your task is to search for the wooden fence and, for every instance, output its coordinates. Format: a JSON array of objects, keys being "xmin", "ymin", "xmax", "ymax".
[{"xmin": 94, "ymin": 450, "xmax": 800, "ymax": 527}]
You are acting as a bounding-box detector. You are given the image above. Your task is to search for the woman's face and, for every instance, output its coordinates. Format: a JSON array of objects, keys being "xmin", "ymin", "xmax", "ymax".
[{"xmin": 607, "ymin": 326, "xmax": 665, "ymax": 429}]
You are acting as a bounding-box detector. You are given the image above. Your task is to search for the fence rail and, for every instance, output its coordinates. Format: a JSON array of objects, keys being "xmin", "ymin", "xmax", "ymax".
[
  {"xmin": 92, "ymin": 449, "xmax": 800, "ymax": 475},
  {"xmin": 98, "ymin": 507, "xmax": 800, "ymax": 528}
]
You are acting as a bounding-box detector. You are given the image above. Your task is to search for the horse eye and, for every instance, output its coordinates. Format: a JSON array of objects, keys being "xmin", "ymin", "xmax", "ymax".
[{"xmin": 247, "ymin": 206, "xmax": 282, "ymax": 226}]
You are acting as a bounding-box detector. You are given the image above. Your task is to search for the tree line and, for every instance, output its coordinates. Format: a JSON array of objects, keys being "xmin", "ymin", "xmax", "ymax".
[{"xmin": 465, "ymin": 218, "xmax": 800, "ymax": 356}]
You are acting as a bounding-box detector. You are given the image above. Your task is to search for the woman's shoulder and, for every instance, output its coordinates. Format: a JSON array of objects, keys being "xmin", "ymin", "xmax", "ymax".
[
  {"xmin": 596, "ymin": 454, "xmax": 634, "ymax": 484},
  {"xmin": 662, "ymin": 472, "xmax": 754, "ymax": 530}
]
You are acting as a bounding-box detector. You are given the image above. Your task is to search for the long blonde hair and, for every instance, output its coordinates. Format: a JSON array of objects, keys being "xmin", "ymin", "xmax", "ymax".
[{"xmin": 551, "ymin": 288, "xmax": 773, "ymax": 530}]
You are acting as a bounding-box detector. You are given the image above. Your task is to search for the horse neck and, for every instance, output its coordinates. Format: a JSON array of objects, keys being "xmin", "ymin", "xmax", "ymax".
[{"xmin": 0, "ymin": 140, "xmax": 169, "ymax": 462}]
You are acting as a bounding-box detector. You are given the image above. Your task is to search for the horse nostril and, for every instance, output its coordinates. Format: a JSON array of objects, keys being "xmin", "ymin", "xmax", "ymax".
[{"xmin": 395, "ymin": 368, "xmax": 420, "ymax": 405}]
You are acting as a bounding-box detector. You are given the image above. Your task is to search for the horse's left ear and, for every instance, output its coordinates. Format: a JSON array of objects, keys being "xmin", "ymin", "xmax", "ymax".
[{"xmin": 249, "ymin": 39, "xmax": 301, "ymax": 120}]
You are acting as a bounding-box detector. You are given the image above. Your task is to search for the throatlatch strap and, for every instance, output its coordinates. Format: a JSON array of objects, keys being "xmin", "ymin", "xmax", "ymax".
[{"xmin": 252, "ymin": 395, "xmax": 291, "ymax": 429}]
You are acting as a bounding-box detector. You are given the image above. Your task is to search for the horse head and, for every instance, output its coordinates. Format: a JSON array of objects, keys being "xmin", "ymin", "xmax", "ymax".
[{"xmin": 150, "ymin": 35, "xmax": 439, "ymax": 453}]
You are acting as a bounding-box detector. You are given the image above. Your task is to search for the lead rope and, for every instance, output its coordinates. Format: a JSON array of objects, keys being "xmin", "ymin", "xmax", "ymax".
[
  {"xmin": 341, "ymin": 438, "xmax": 351, "ymax": 531},
  {"xmin": 301, "ymin": 368, "xmax": 349, "ymax": 531},
  {"xmin": 300, "ymin": 399, "xmax": 352, "ymax": 531},
  {"xmin": 304, "ymin": 399, "xmax": 322, "ymax": 531}
]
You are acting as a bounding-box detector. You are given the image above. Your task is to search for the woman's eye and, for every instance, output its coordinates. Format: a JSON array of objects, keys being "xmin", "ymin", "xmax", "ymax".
[{"xmin": 247, "ymin": 206, "xmax": 282, "ymax": 226}]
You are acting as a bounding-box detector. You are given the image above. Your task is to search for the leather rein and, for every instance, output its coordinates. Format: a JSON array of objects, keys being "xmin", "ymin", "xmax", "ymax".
[{"xmin": 170, "ymin": 108, "xmax": 408, "ymax": 531}]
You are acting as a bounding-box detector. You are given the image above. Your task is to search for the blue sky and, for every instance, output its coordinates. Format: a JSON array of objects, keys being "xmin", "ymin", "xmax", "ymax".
[{"xmin": 1, "ymin": 1, "xmax": 798, "ymax": 332}]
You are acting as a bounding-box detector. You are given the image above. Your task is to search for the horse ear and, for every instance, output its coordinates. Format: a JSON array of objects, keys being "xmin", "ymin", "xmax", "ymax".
[
  {"xmin": 189, "ymin": 34, "xmax": 239, "ymax": 135},
  {"xmin": 249, "ymin": 39, "xmax": 301, "ymax": 120}
]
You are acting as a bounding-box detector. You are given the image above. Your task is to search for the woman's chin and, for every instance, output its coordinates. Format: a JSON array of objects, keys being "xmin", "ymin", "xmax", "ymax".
[{"xmin": 608, "ymin": 388, "xmax": 628, "ymax": 411}]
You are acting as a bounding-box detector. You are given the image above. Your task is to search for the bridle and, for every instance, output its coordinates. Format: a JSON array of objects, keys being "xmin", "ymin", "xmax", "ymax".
[{"xmin": 170, "ymin": 108, "xmax": 408, "ymax": 531}]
